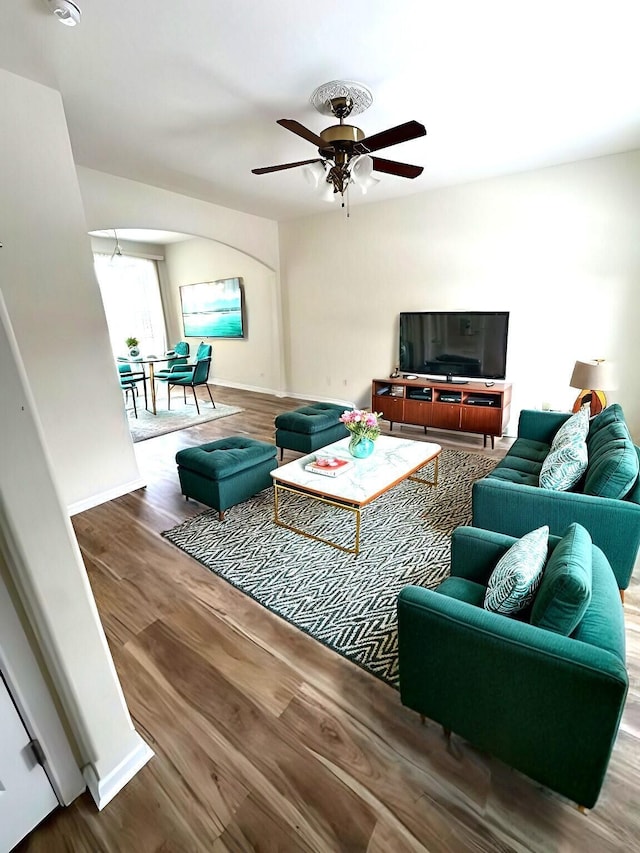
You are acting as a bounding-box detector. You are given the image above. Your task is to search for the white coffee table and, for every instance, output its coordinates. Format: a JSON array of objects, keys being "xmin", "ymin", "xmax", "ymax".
[{"xmin": 270, "ymin": 435, "xmax": 441, "ymax": 555}]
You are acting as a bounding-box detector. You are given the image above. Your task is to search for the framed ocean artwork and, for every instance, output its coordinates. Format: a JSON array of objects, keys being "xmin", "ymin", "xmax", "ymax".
[{"xmin": 179, "ymin": 277, "xmax": 245, "ymax": 339}]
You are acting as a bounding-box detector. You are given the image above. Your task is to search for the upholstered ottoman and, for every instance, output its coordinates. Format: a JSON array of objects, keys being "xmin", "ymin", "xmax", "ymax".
[
  {"xmin": 175, "ymin": 436, "xmax": 278, "ymax": 520},
  {"xmin": 275, "ymin": 402, "xmax": 350, "ymax": 460}
]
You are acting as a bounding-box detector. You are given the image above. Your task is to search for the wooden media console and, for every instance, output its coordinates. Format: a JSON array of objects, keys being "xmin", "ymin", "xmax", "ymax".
[{"xmin": 372, "ymin": 377, "xmax": 512, "ymax": 448}]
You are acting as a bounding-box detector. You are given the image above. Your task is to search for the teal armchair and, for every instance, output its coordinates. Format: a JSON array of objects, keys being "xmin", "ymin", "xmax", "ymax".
[{"xmin": 397, "ymin": 525, "xmax": 628, "ymax": 809}]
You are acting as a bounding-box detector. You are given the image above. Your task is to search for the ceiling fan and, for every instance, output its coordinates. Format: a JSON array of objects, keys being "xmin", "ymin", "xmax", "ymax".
[{"xmin": 252, "ymin": 81, "xmax": 426, "ymax": 207}]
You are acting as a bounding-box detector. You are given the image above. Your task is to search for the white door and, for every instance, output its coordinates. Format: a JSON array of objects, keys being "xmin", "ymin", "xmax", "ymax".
[{"xmin": 0, "ymin": 674, "xmax": 58, "ymax": 851}]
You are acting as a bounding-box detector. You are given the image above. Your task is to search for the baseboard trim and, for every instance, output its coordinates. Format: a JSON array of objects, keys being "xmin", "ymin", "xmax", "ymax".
[
  {"xmin": 211, "ymin": 379, "xmax": 353, "ymax": 408},
  {"xmin": 67, "ymin": 477, "xmax": 147, "ymax": 517},
  {"xmin": 210, "ymin": 378, "xmax": 286, "ymax": 397},
  {"xmin": 83, "ymin": 735, "xmax": 154, "ymax": 811}
]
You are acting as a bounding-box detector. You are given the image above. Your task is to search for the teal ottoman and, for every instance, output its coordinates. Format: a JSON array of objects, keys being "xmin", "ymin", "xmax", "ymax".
[
  {"xmin": 176, "ymin": 437, "xmax": 278, "ymax": 520},
  {"xmin": 275, "ymin": 402, "xmax": 350, "ymax": 460}
]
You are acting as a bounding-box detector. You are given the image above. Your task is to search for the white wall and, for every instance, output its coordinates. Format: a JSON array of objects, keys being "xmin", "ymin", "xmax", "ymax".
[
  {"xmin": 78, "ymin": 168, "xmax": 280, "ymax": 272},
  {"xmin": 163, "ymin": 239, "xmax": 281, "ymax": 392},
  {"xmin": 0, "ymin": 68, "xmax": 152, "ymax": 811},
  {"xmin": 0, "ymin": 69, "xmax": 141, "ymax": 512},
  {"xmin": 279, "ymin": 150, "xmax": 640, "ymax": 439}
]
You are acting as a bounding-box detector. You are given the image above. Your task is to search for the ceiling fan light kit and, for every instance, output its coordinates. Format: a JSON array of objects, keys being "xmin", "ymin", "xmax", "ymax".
[
  {"xmin": 252, "ymin": 79, "xmax": 426, "ymax": 214},
  {"xmin": 44, "ymin": 0, "xmax": 82, "ymax": 26}
]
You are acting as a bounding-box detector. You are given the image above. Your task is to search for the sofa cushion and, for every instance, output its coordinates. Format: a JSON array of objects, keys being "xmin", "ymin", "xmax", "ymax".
[
  {"xmin": 583, "ymin": 420, "xmax": 639, "ymax": 499},
  {"xmin": 504, "ymin": 437, "xmax": 552, "ymax": 464},
  {"xmin": 436, "ymin": 577, "xmax": 486, "ymax": 607},
  {"xmin": 530, "ymin": 523, "xmax": 592, "ymax": 636},
  {"xmin": 539, "ymin": 435, "xmax": 588, "ymax": 491},
  {"xmin": 483, "ymin": 525, "xmax": 549, "ymax": 615},
  {"xmin": 487, "ymin": 467, "xmax": 540, "ymax": 486},
  {"xmin": 551, "ymin": 405, "xmax": 590, "ymax": 449},
  {"xmin": 487, "ymin": 438, "xmax": 548, "ymax": 486},
  {"xmin": 572, "ymin": 546, "xmax": 626, "ymax": 659},
  {"xmin": 587, "ymin": 402, "xmax": 626, "ymax": 443}
]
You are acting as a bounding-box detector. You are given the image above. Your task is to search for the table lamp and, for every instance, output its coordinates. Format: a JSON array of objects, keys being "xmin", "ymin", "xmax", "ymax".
[{"xmin": 569, "ymin": 359, "xmax": 616, "ymax": 415}]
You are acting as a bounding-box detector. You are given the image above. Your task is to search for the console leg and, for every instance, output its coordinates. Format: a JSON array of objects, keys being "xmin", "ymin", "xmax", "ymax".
[
  {"xmin": 491, "ymin": 436, "xmax": 495, "ymax": 450},
  {"xmin": 483, "ymin": 435, "xmax": 487, "ymax": 448}
]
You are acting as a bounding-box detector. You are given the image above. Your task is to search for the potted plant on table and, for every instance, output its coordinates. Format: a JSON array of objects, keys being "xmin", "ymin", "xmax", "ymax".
[
  {"xmin": 125, "ymin": 336, "xmax": 140, "ymax": 358},
  {"xmin": 340, "ymin": 409, "xmax": 382, "ymax": 458}
]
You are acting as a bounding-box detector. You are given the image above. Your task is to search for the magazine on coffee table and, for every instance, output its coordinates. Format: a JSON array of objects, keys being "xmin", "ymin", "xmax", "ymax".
[{"xmin": 305, "ymin": 456, "xmax": 354, "ymax": 478}]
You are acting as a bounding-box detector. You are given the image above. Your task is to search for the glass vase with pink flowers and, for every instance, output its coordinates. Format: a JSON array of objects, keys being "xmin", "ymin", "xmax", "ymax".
[{"xmin": 339, "ymin": 409, "xmax": 382, "ymax": 458}]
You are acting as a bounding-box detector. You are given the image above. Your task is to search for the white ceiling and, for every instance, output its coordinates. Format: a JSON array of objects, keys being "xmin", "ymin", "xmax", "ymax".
[{"xmin": 3, "ymin": 1, "xmax": 640, "ymax": 221}]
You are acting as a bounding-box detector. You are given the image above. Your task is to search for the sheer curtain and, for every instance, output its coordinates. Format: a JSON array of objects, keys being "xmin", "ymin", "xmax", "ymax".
[{"xmin": 94, "ymin": 253, "xmax": 167, "ymax": 358}]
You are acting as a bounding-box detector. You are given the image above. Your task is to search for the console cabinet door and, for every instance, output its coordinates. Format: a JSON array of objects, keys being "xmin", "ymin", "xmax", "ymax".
[
  {"xmin": 403, "ymin": 400, "xmax": 432, "ymax": 427},
  {"xmin": 461, "ymin": 406, "xmax": 502, "ymax": 436},
  {"xmin": 376, "ymin": 395, "xmax": 404, "ymax": 423},
  {"xmin": 432, "ymin": 404, "xmax": 461, "ymax": 430}
]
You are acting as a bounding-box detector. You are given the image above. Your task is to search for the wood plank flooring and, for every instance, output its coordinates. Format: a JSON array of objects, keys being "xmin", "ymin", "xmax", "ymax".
[{"xmin": 17, "ymin": 386, "xmax": 640, "ymax": 852}]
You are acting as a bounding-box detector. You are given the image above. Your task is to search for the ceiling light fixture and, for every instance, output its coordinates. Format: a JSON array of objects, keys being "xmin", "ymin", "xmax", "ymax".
[
  {"xmin": 44, "ymin": 0, "xmax": 82, "ymax": 27},
  {"xmin": 110, "ymin": 229, "xmax": 123, "ymax": 263},
  {"xmin": 252, "ymin": 80, "xmax": 425, "ymax": 216},
  {"xmin": 306, "ymin": 81, "xmax": 378, "ymax": 207}
]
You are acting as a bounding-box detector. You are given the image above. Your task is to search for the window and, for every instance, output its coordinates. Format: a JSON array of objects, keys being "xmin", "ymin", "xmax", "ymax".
[{"xmin": 94, "ymin": 253, "xmax": 167, "ymax": 358}]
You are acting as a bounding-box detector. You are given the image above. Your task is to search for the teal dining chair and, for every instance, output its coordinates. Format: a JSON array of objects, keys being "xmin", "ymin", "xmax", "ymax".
[
  {"xmin": 158, "ymin": 343, "xmax": 214, "ymax": 414},
  {"xmin": 118, "ymin": 363, "xmax": 147, "ymax": 417},
  {"xmin": 154, "ymin": 341, "xmax": 190, "ymax": 380}
]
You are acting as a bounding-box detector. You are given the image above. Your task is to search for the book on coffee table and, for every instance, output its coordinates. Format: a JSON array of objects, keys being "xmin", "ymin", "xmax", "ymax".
[{"xmin": 305, "ymin": 457, "xmax": 354, "ymax": 478}]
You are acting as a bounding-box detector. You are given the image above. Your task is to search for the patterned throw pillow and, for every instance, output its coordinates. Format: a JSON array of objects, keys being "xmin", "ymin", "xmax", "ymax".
[
  {"xmin": 483, "ymin": 526, "xmax": 549, "ymax": 615},
  {"xmin": 551, "ymin": 405, "xmax": 590, "ymax": 450},
  {"xmin": 539, "ymin": 436, "xmax": 588, "ymax": 491}
]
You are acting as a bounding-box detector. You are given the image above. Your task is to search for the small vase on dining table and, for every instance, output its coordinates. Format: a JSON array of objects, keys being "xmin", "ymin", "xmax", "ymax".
[{"xmin": 348, "ymin": 435, "xmax": 375, "ymax": 459}]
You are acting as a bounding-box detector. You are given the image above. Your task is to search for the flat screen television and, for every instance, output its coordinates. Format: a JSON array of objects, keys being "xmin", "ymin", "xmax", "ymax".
[
  {"xmin": 399, "ymin": 311, "xmax": 509, "ymax": 380},
  {"xmin": 180, "ymin": 277, "xmax": 245, "ymax": 339}
]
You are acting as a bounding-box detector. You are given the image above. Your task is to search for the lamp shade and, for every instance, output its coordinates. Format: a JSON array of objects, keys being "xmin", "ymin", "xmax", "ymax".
[{"xmin": 569, "ymin": 360, "xmax": 617, "ymax": 392}]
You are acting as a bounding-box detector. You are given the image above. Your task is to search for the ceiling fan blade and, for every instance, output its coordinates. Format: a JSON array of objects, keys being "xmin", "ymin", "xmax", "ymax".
[
  {"xmin": 371, "ymin": 157, "xmax": 423, "ymax": 179},
  {"xmin": 361, "ymin": 120, "xmax": 426, "ymax": 154},
  {"xmin": 277, "ymin": 119, "xmax": 325, "ymax": 149},
  {"xmin": 252, "ymin": 158, "xmax": 323, "ymax": 175}
]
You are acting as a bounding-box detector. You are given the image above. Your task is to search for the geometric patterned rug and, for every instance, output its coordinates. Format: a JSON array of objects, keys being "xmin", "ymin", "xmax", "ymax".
[{"xmin": 162, "ymin": 448, "xmax": 497, "ymax": 688}]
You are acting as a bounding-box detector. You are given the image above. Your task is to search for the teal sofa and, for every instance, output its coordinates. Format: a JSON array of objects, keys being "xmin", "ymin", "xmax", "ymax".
[
  {"xmin": 397, "ymin": 525, "xmax": 628, "ymax": 809},
  {"xmin": 472, "ymin": 404, "xmax": 640, "ymax": 591}
]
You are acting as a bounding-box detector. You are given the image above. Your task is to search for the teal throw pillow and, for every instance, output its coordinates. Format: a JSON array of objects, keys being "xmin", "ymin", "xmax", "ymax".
[
  {"xmin": 539, "ymin": 436, "xmax": 588, "ymax": 491},
  {"xmin": 551, "ymin": 405, "xmax": 590, "ymax": 450},
  {"xmin": 530, "ymin": 523, "xmax": 592, "ymax": 635},
  {"xmin": 484, "ymin": 525, "xmax": 549, "ymax": 615}
]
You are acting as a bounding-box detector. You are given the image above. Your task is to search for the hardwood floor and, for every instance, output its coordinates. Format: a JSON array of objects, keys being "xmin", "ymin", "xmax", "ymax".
[{"xmin": 17, "ymin": 386, "xmax": 640, "ymax": 852}]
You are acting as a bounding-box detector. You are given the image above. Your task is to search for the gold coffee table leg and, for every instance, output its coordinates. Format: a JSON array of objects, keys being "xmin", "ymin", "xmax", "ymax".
[
  {"xmin": 409, "ymin": 454, "xmax": 439, "ymax": 486},
  {"xmin": 273, "ymin": 482, "xmax": 361, "ymax": 555}
]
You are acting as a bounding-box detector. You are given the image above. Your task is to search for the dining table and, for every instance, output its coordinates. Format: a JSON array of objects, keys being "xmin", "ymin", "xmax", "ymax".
[{"xmin": 118, "ymin": 354, "xmax": 172, "ymax": 415}]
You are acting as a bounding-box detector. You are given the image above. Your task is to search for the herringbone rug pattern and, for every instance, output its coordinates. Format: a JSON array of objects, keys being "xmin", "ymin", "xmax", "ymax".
[{"xmin": 163, "ymin": 449, "xmax": 496, "ymax": 686}]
